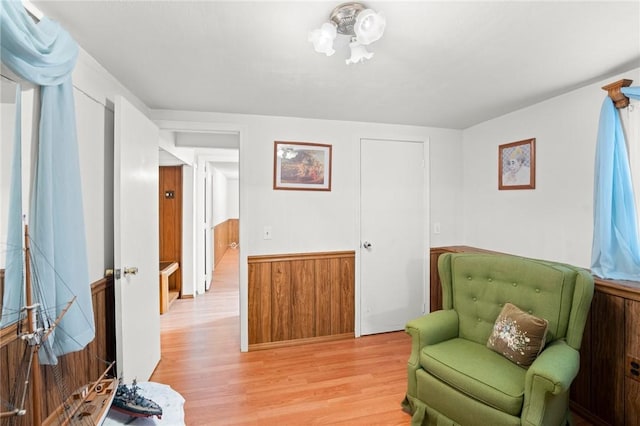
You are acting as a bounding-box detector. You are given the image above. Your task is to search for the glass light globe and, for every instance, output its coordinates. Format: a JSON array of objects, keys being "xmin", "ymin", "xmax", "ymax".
[
  {"xmin": 346, "ymin": 40, "xmax": 374, "ymax": 65},
  {"xmin": 308, "ymin": 22, "xmax": 337, "ymax": 56},
  {"xmin": 354, "ymin": 9, "xmax": 386, "ymax": 45}
]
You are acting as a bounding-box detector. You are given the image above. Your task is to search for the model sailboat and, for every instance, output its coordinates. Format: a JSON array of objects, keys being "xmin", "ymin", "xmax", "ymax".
[{"xmin": 0, "ymin": 224, "xmax": 118, "ymax": 425}]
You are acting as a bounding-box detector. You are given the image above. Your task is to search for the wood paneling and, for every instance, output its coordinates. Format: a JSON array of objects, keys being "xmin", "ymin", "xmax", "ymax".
[
  {"xmin": 430, "ymin": 246, "xmax": 640, "ymax": 426},
  {"xmin": 248, "ymin": 262, "xmax": 271, "ymax": 344},
  {"xmin": 271, "ymin": 261, "xmax": 292, "ymax": 342},
  {"xmin": 214, "ymin": 218, "xmax": 239, "ymax": 267},
  {"xmin": 626, "ymin": 300, "xmax": 640, "ymax": 426},
  {"xmin": 0, "ymin": 275, "xmax": 115, "ymax": 425},
  {"xmin": 248, "ymin": 251, "xmax": 355, "ymax": 349},
  {"xmin": 590, "ymin": 291, "xmax": 625, "ymax": 425},
  {"xmin": 159, "ymin": 166, "xmax": 182, "ymax": 300},
  {"xmin": 291, "ymin": 260, "xmax": 315, "ymax": 339},
  {"xmin": 213, "ymin": 220, "xmax": 229, "ymax": 267}
]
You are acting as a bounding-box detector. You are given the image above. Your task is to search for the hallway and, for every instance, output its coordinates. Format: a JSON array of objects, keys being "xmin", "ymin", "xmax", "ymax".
[{"xmin": 150, "ymin": 248, "xmax": 411, "ymax": 425}]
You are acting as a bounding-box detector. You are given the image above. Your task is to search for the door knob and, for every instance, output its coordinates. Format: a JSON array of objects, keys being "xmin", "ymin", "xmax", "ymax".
[
  {"xmin": 363, "ymin": 241, "xmax": 372, "ymax": 249},
  {"xmin": 123, "ymin": 266, "xmax": 139, "ymax": 276}
]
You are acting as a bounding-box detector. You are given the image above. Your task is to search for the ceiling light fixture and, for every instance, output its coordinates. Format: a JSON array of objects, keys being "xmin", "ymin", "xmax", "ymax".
[{"xmin": 308, "ymin": 2, "xmax": 386, "ymax": 65}]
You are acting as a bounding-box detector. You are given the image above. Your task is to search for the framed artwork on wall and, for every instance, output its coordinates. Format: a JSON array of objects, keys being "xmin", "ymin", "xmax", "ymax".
[
  {"xmin": 498, "ymin": 138, "xmax": 536, "ymax": 190},
  {"xmin": 273, "ymin": 141, "xmax": 332, "ymax": 191}
]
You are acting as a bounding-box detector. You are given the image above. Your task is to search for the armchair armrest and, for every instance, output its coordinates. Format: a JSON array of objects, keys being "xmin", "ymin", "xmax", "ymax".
[
  {"xmin": 404, "ymin": 310, "xmax": 458, "ymax": 398},
  {"xmin": 521, "ymin": 339, "xmax": 580, "ymax": 426},
  {"xmin": 406, "ymin": 309, "xmax": 459, "ymax": 352}
]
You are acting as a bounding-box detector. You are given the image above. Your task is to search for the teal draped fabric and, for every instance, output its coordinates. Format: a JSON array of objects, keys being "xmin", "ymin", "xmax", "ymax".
[
  {"xmin": 591, "ymin": 87, "xmax": 640, "ymax": 280},
  {"xmin": 1, "ymin": 0, "xmax": 94, "ymax": 363}
]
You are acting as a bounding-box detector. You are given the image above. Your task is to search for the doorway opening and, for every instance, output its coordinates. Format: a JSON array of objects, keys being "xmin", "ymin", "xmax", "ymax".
[{"xmin": 156, "ymin": 126, "xmax": 242, "ymax": 346}]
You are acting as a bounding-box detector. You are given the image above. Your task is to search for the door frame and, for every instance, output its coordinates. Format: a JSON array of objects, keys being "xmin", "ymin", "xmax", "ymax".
[
  {"xmin": 355, "ymin": 137, "xmax": 430, "ymax": 337},
  {"xmin": 153, "ymin": 119, "xmax": 249, "ymax": 351}
]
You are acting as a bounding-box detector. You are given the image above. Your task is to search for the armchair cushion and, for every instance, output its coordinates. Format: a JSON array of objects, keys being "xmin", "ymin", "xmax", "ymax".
[
  {"xmin": 422, "ymin": 338, "xmax": 526, "ymax": 416},
  {"xmin": 487, "ymin": 302, "xmax": 549, "ymax": 367}
]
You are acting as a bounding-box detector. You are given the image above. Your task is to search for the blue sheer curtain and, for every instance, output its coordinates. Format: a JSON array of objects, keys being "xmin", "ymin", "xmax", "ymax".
[
  {"xmin": 1, "ymin": 0, "xmax": 94, "ymax": 363},
  {"xmin": 591, "ymin": 86, "xmax": 640, "ymax": 280}
]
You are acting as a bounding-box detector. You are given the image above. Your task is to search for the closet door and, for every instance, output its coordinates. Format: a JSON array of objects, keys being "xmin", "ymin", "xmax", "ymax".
[{"xmin": 360, "ymin": 138, "xmax": 428, "ymax": 335}]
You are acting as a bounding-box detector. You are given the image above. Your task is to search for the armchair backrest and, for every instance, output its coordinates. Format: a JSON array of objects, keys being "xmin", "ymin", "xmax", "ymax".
[{"xmin": 438, "ymin": 253, "xmax": 594, "ymax": 350}]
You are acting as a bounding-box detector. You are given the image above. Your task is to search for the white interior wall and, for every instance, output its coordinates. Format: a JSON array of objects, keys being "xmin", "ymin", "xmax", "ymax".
[
  {"xmin": 211, "ymin": 167, "xmax": 228, "ymax": 226},
  {"xmin": 0, "ymin": 101, "xmax": 16, "ymax": 268},
  {"xmin": 75, "ymin": 87, "xmax": 114, "ymax": 280},
  {"xmin": 620, "ymin": 96, "xmax": 640, "ymax": 232},
  {"xmin": 71, "ymin": 46, "xmax": 149, "ymax": 284},
  {"xmin": 181, "ymin": 165, "xmax": 196, "ymax": 296},
  {"xmin": 227, "ymin": 178, "xmax": 239, "ymax": 219},
  {"xmin": 461, "ymin": 68, "xmax": 640, "ymax": 268},
  {"xmin": 152, "ymin": 108, "xmax": 462, "ymax": 350},
  {"xmin": 1, "ymin": 83, "xmax": 42, "ymax": 270}
]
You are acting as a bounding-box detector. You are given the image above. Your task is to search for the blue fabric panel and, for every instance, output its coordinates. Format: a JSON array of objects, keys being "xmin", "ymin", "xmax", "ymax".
[
  {"xmin": 591, "ymin": 91, "xmax": 640, "ymax": 280},
  {"xmin": 1, "ymin": 0, "xmax": 94, "ymax": 362},
  {"xmin": 621, "ymin": 86, "xmax": 640, "ymax": 99}
]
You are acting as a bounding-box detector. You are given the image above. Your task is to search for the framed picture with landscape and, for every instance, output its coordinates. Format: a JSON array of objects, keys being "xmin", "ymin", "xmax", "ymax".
[
  {"xmin": 273, "ymin": 141, "xmax": 332, "ymax": 191},
  {"xmin": 498, "ymin": 138, "xmax": 536, "ymax": 190}
]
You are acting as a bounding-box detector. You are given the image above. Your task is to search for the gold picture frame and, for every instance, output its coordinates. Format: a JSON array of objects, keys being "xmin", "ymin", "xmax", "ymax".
[{"xmin": 273, "ymin": 141, "xmax": 332, "ymax": 191}]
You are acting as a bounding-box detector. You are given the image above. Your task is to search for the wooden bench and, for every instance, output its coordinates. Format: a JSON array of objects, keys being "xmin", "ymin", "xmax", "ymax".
[{"xmin": 159, "ymin": 261, "xmax": 179, "ymax": 314}]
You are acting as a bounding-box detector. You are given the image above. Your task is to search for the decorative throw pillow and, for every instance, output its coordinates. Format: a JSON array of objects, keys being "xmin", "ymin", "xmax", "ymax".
[{"xmin": 487, "ymin": 302, "xmax": 549, "ymax": 367}]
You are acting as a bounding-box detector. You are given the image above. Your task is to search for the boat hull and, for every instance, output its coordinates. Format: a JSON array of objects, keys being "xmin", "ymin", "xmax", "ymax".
[{"xmin": 41, "ymin": 378, "xmax": 118, "ymax": 426}]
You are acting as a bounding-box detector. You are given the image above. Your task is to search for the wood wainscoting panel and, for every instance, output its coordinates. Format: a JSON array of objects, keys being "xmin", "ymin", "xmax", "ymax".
[
  {"xmin": 229, "ymin": 218, "xmax": 239, "ymax": 245},
  {"xmin": 626, "ymin": 299, "xmax": 640, "ymax": 426},
  {"xmin": 291, "ymin": 259, "xmax": 315, "ymax": 340},
  {"xmin": 214, "ymin": 218, "xmax": 239, "ymax": 268},
  {"xmin": 271, "ymin": 261, "xmax": 292, "ymax": 342},
  {"xmin": 214, "ymin": 220, "xmax": 229, "ymax": 267},
  {"xmin": 0, "ymin": 275, "xmax": 115, "ymax": 425},
  {"xmin": 590, "ymin": 291, "xmax": 626, "ymax": 425},
  {"xmin": 248, "ymin": 251, "xmax": 355, "ymax": 350},
  {"xmin": 315, "ymin": 258, "xmax": 333, "ymax": 336},
  {"xmin": 338, "ymin": 256, "xmax": 355, "ymax": 334},
  {"xmin": 248, "ymin": 261, "xmax": 272, "ymax": 344}
]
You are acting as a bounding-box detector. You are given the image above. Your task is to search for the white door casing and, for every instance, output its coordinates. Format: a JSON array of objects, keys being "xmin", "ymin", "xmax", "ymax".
[
  {"xmin": 114, "ymin": 95, "xmax": 160, "ymax": 381},
  {"xmin": 360, "ymin": 138, "xmax": 428, "ymax": 335}
]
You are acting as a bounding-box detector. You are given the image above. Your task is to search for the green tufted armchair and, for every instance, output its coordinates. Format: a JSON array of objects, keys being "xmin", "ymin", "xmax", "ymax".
[{"xmin": 402, "ymin": 253, "xmax": 594, "ymax": 426}]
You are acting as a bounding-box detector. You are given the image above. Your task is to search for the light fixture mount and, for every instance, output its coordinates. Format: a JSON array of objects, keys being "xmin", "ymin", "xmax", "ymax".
[{"xmin": 330, "ymin": 2, "xmax": 365, "ymax": 36}]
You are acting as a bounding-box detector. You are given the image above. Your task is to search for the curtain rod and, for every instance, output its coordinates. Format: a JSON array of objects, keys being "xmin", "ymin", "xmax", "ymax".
[
  {"xmin": 22, "ymin": 0, "xmax": 43, "ymax": 22},
  {"xmin": 602, "ymin": 79, "xmax": 633, "ymax": 109}
]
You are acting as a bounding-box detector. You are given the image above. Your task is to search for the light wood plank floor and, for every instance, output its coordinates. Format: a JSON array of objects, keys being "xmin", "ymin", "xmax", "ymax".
[
  {"xmin": 151, "ymin": 248, "xmax": 411, "ymax": 425},
  {"xmin": 151, "ymin": 248, "xmax": 592, "ymax": 426}
]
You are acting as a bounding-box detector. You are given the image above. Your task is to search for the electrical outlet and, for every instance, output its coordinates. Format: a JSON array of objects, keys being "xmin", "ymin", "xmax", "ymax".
[{"xmin": 263, "ymin": 226, "xmax": 272, "ymax": 240}]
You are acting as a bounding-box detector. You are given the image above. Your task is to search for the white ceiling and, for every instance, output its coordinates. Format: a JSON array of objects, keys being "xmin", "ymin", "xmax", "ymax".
[{"xmin": 32, "ymin": 1, "xmax": 640, "ymax": 130}]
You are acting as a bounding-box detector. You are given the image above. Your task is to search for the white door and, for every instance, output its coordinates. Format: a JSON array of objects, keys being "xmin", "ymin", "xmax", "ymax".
[
  {"xmin": 360, "ymin": 138, "xmax": 427, "ymax": 335},
  {"xmin": 114, "ymin": 95, "xmax": 160, "ymax": 382}
]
